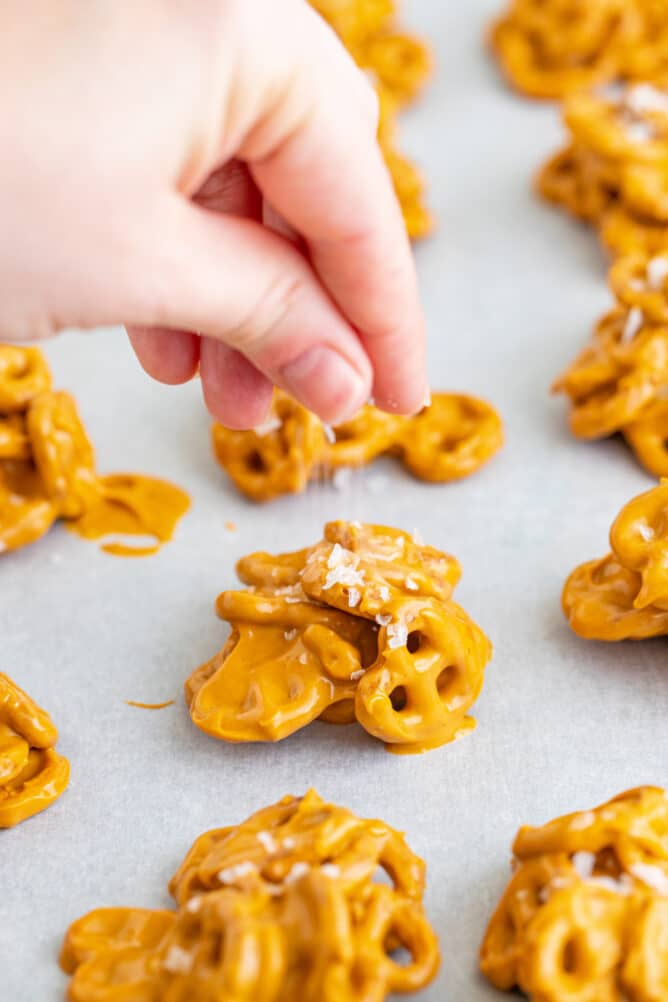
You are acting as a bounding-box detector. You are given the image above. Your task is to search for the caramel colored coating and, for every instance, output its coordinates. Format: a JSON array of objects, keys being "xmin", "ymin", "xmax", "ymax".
[
  {"xmin": 61, "ymin": 791, "xmax": 441, "ymax": 1002},
  {"xmin": 562, "ymin": 480, "xmax": 668, "ymax": 640},
  {"xmin": 552, "ymin": 306, "xmax": 668, "ymax": 438},
  {"xmin": 624, "ymin": 396, "xmax": 668, "ymax": 475},
  {"xmin": 310, "ymin": 0, "xmax": 433, "ymax": 239},
  {"xmin": 610, "ymin": 251, "xmax": 668, "ymax": 321},
  {"xmin": 480, "ymin": 786, "xmax": 668, "ymax": 1001},
  {"xmin": 186, "ymin": 522, "xmax": 491, "ymax": 754},
  {"xmin": 0, "ymin": 344, "xmax": 189, "ymax": 557},
  {"xmin": 0, "ymin": 345, "xmax": 51, "ymax": 413},
  {"xmin": 213, "ymin": 390, "xmax": 503, "ymax": 502},
  {"xmin": 535, "ymin": 145, "xmax": 619, "ymax": 224},
  {"xmin": 0, "ymin": 673, "xmax": 69, "ymax": 827}
]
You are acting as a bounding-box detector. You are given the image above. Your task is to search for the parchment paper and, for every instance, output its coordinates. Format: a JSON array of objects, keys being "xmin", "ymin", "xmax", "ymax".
[{"xmin": 1, "ymin": 1, "xmax": 666, "ymax": 999}]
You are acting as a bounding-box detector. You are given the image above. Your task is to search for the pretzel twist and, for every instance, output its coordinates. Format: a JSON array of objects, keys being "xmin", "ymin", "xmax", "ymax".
[
  {"xmin": 563, "ymin": 481, "xmax": 668, "ymax": 640},
  {"xmin": 213, "ymin": 390, "xmax": 503, "ymax": 502},
  {"xmin": 480, "ymin": 787, "xmax": 668, "ymax": 1001},
  {"xmin": 61, "ymin": 791, "xmax": 440, "ymax": 1002},
  {"xmin": 0, "ymin": 673, "xmax": 69, "ymax": 828},
  {"xmin": 185, "ymin": 522, "xmax": 491, "ymax": 753}
]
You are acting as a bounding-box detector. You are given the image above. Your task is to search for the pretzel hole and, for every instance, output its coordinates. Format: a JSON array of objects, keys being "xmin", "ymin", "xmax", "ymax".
[
  {"xmin": 246, "ymin": 450, "xmax": 267, "ymax": 473},
  {"xmin": 561, "ymin": 934, "xmax": 588, "ymax": 978},
  {"xmin": 390, "ymin": 686, "xmax": 408, "ymax": 711},
  {"xmin": 406, "ymin": 631, "xmax": 423, "ymax": 654},
  {"xmin": 436, "ymin": 666, "xmax": 459, "ymax": 700}
]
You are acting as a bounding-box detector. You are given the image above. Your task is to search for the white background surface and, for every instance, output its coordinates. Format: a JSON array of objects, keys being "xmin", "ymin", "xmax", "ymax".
[{"xmin": 1, "ymin": 1, "xmax": 667, "ymax": 999}]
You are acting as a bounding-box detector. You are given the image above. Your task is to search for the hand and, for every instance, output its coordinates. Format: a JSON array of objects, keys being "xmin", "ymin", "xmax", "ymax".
[{"xmin": 0, "ymin": 0, "xmax": 427, "ymax": 427}]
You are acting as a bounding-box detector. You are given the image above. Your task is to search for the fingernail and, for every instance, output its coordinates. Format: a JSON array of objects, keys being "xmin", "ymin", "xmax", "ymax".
[{"xmin": 280, "ymin": 346, "xmax": 369, "ymax": 423}]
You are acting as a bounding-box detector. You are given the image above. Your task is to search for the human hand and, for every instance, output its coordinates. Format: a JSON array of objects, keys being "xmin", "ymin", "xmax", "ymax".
[{"xmin": 0, "ymin": 0, "xmax": 427, "ymax": 428}]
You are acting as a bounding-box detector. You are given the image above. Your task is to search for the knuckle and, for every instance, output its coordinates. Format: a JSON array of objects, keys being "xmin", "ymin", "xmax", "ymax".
[{"xmin": 224, "ymin": 271, "xmax": 306, "ymax": 353}]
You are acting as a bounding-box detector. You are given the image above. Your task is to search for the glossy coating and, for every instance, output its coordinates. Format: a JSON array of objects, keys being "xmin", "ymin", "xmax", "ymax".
[
  {"xmin": 213, "ymin": 390, "xmax": 503, "ymax": 502},
  {"xmin": 186, "ymin": 522, "xmax": 491, "ymax": 754},
  {"xmin": 310, "ymin": 0, "xmax": 432, "ymax": 240},
  {"xmin": 488, "ymin": 0, "xmax": 668, "ymax": 100},
  {"xmin": 61, "ymin": 791, "xmax": 441, "ymax": 1002},
  {"xmin": 480, "ymin": 786, "xmax": 668, "ymax": 1001},
  {"xmin": 0, "ymin": 344, "xmax": 189, "ymax": 557},
  {"xmin": 0, "ymin": 673, "xmax": 69, "ymax": 827},
  {"xmin": 562, "ymin": 480, "xmax": 668, "ymax": 640}
]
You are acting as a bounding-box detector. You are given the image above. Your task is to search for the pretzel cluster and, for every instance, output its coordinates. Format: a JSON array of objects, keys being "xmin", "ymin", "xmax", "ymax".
[
  {"xmin": 562, "ymin": 479, "xmax": 668, "ymax": 640},
  {"xmin": 0, "ymin": 673, "xmax": 69, "ymax": 828},
  {"xmin": 536, "ymin": 83, "xmax": 668, "ymax": 260},
  {"xmin": 0, "ymin": 344, "xmax": 189, "ymax": 556},
  {"xmin": 212, "ymin": 390, "xmax": 504, "ymax": 502},
  {"xmin": 186, "ymin": 521, "xmax": 492, "ymax": 754},
  {"xmin": 309, "ymin": 0, "xmax": 433, "ymax": 239},
  {"xmin": 60, "ymin": 790, "xmax": 441, "ymax": 1001},
  {"xmin": 552, "ymin": 249, "xmax": 668, "ymax": 474},
  {"xmin": 489, "ymin": 0, "xmax": 668, "ymax": 100},
  {"xmin": 480, "ymin": 786, "xmax": 668, "ymax": 1002}
]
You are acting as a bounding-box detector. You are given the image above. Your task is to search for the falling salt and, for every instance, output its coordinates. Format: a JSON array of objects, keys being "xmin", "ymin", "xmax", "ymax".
[
  {"xmin": 332, "ymin": 467, "xmax": 353, "ymax": 491},
  {"xmin": 164, "ymin": 946, "xmax": 194, "ymax": 974},
  {"xmin": 347, "ymin": 587, "xmax": 361, "ymax": 608},
  {"xmin": 405, "ymin": 576, "xmax": 419, "ymax": 591}
]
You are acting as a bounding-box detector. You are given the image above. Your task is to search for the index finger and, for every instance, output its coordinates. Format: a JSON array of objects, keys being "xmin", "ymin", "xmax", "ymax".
[{"xmin": 240, "ymin": 2, "xmax": 428, "ymax": 415}]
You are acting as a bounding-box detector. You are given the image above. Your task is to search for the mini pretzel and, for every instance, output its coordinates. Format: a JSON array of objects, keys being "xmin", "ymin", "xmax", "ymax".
[
  {"xmin": 552, "ymin": 308, "xmax": 668, "ymax": 438},
  {"xmin": 0, "ymin": 345, "xmax": 51, "ymax": 413},
  {"xmin": 487, "ymin": 0, "xmax": 639, "ymax": 100},
  {"xmin": 623, "ymin": 396, "xmax": 668, "ymax": 475},
  {"xmin": 565, "ymin": 84, "xmax": 668, "ymax": 165},
  {"xmin": 563, "ymin": 481, "xmax": 668, "ymax": 640},
  {"xmin": 356, "ymin": 31, "xmax": 432, "ymax": 107},
  {"xmin": 599, "ymin": 202, "xmax": 668, "ymax": 259},
  {"xmin": 0, "ymin": 673, "xmax": 69, "ymax": 827},
  {"xmin": 535, "ymin": 145, "xmax": 619, "ymax": 223},
  {"xmin": 186, "ymin": 522, "xmax": 491, "ymax": 753},
  {"xmin": 0, "ymin": 462, "xmax": 58, "ymax": 555},
  {"xmin": 212, "ymin": 391, "xmax": 503, "ymax": 501},
  {"xmin": 480, "ymin": 786, "xmax": 668, "ymax": 1001},
  {"xmin": 26, "ymin": 390, "xmax": 98, "ymax": 518},
  {"xmin": 61, "ymin": 791, "xmax": 441, "ymax": 1002}
]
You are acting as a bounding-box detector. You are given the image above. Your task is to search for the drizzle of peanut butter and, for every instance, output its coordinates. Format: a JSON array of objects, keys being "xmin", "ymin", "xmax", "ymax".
[{"xmin": 126, "ymin": 700, "xmax": 175, "ymax": 710}]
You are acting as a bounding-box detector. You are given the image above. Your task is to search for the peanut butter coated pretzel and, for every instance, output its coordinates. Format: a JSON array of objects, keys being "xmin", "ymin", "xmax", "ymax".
[
  {"xmin": 488, "ymin": 0, "xmax": 668, "ymax": 101},
  {"xmin": 310, "ymin": 0, "xmax": 433, "ymax": 239},
  {"xmin": 563, "ymin": 480, "xmax": 668, "ymax": 640},
  {"xmin": 186, "ymin": 521, "xmax": 491, "ymax": 754},
  {"xmin": 0, "ymin": 673, "xmax": 69, "ymax": 827},
  {"xmin": 213, "ymin": 389, "xmax": 503, "ymax": 502},
  {"xmin": 0, "ymin": 344, "xmax": 189, "ymax": 556},
  {"xmin": 553, "ymin": 249, "xmax": 668, "ymax": 473},
  {"xmin": 480, "ymin": 786, "xmax": 668, "ymax": 1001},
  {"xmin": 61, "ymin": 791, "xmax": 441, "ymax": 1002}
]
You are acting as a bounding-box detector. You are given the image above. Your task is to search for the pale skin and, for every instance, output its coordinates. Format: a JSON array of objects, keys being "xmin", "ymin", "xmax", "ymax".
[{"xmin": 0, "ymin": 0, "xmax": 427, "ymax": 429}]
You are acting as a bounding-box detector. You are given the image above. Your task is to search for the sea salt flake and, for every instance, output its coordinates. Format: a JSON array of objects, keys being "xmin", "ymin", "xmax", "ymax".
[
  {"xmin": 283, "ymin": 837, "xmax": 297, "ymax": 850},
  {"xmin": 284, "ymin": 628, "xmax": 297, "ymax": 641},
  {"xmin": 257, "ymin": 831, "xmax": 278, "ymax": 854},
  {"xmin": 376, "ymin": 614, "xmax": 392, "ymax": 627},
  {"xmin": 625, "ymin": 83, "xmax": 668, "ymax": 115},
  {"xmin": 185, "ymin": 896, "xmax": 202, "ymax": 914},
  {"xmin": 571, "ymin": 851, "xmax": 596, "ymax": 879},
  {"xmin": 284, "ymin": 862, "xmax": 310, "ymax": 885},
  {"xmin": 622, "ymin": 307, "xmax": 643, "ymax": 342},
  {"xmin": 386, "ymin": 622, "xmax": 408, "ymax": 649},
  {"xmin": 298, "ymin": 653, "xmax": 308, "ymax": 664},
  {"xmin": 405, "ymin": 576, "xmax": 419, "ymax": 591},
  {"xmin": 350, "ymin": 669, "xmax": 365, "ymax": 681},
  {"xmin": 164, "ymin": 946, "xmax": 194, "ymax": 974},
  {"xmin": 253, "ymin": 416, "xmax": 282, "ymax": 437},
  {"xmin": 378, "ymin": 586, "xmax": 390, "ymax": 601},
  {"xmin": 347, "ymin": 587, "xmax": 361, "ymax": 608},
  {"xmin": 625, "ymin": 120, "xmax": 656, "ymax": 144},
  {"xmin": 647, "ymin": 256, "xmax": 668, "ymax": 289},
  {"xmin": 629, "ymin": 862, "xmax": 668, "ymax": 894},
  {"xmin": 218, "ymin": 861, "xmax": 257, "ymax": 884},
  {"xmin": 638, "ymin": 523, "xmax": 655, "ymax": 541},
  {"xmin": 322, "ymin": 424, "xmax": 336, "ymax": 444},
  {"xmin": 321, "ymin": 864, "xmax": 341, "ymax": 879}
]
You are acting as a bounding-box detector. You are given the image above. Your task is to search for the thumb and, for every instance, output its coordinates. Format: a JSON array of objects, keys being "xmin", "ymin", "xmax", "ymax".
[{"xmin": 128, "ymin": 195, "xmax": 373, "ymax": 425}]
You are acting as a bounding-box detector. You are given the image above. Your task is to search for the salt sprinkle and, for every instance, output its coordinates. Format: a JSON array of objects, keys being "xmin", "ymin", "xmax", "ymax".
[
  {"xmin": 378, "ymin": 585, "xmax": 390, "ymax": 601},
  {"xmin": 364, "ymin": 474, "xmax": 389, "ymax": 494},
  {"xmin": 324, "ymin": 544, "xmax": 365, "ymax": 590},
  {"xmin": 185, "ymin": 896, "xmax": 202, "ymax": 914},
  {"xmin": 568, "ymin": 811, "xmax": 595, "ymax": 831},
  {"xmin": 322, "ymin": 424, "xmax": 336, "ymax": 445},
  {"xmin": 321, "ymin": 864, "xmax": 341, "ymax": 879},
  {"xmin": 253, "ymin": 416, "xmax": 282, "ymax": 437},
  {"xmin": 629, "ymin": 862, "xmax": 668, "ymax": 895},
  {"xmin": 283, "ymin": 837, "xmax": 297, "ymax": 850},
  {"xmin": 376, "ymin": 614, "xmax": 393, "ymax": 627},
  {"xmin": 423, "ymin": 388, "xmax": 432, "ymax": 409},
  {"xmin": 164, "ymin": 946, "xmax": 194, "ymax": 974},
  {"xmin": 350, "ymin": 669, "xmax": 365, "ymax": 681},
  {"xmin": 332, "ymin": 467, "xmax": 352, "ymax": 491},
  {"xmin": 405, "ymin": 576, "xmax": 419, "ymax": 591},
  {"xmin": 386, "ymin": 622, "xmax": 409, "ymax": 649},
  {"xmin": 257, "ymin": 831, "xmax": 278, "ymax": 854},
  {"xmin": 625, "ymin": 120, "xmax": 656, "ymax": 144},
  {"xmin": 347, "ymin": 587, "xmax": 361, "ymax": 608},
  {"xmin": 284, "ymin": 862, "xmax": 310, "ymax": 885},
  {"xmin": 571, "ymin": 851, "xmax": 596, "ymax": 879},
  {"xmin": 284, "ymin": 628, "xmax": 297, "ymax": 641},
  {"xmin": 622, "ymin": 307, "xmax": 643, "ymax": 342},
  {"xmin": 218, "ymin": 861, "xmax": 257, "ymax": 884},
  {"xmin": 298, "ymin": 653, "xmax": 308, "ymax": 664},
  {"xmin": 647, "ymin": 256, "xmax": 668, "ymax": 289},
  {"xmin": 625, "ymin": 83, "xmax": 668, "ymax": 116},
  {"xmin": 638, "ymin": 523, "xmax": 655, "ymax": 542},
  {"xmin": 588, "ymin": 874, "xmax": 632, "ymax": 895}
]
